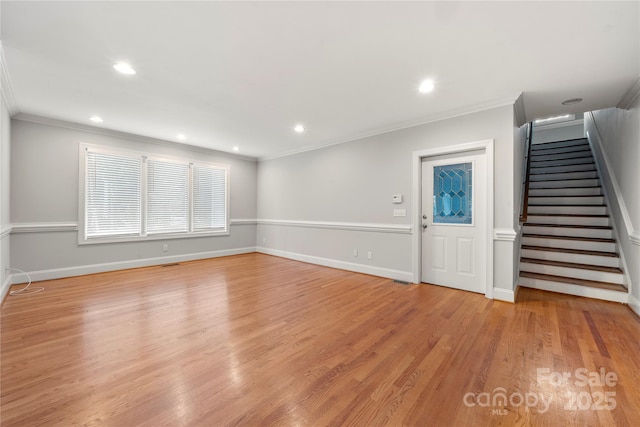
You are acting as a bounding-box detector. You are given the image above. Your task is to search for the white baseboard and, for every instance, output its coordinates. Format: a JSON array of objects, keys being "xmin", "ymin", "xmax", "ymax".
[
  {"xmin": 8, "ymin": 247, "xmax": 257, "ymax": 284},
  {"xmin": 493, "ymin": 286, "xmax": 516, "ymax": 303},
  {"xmin": 629, "ymin": 292, "xmax": 640, "ymax": 318},
  {"xmin": 1, "ymin": 275, "xmax": 12, "ymax": 303},
  {"xmin": 256, "ymin": 246, "xmax": 414, "ymax": 283}
]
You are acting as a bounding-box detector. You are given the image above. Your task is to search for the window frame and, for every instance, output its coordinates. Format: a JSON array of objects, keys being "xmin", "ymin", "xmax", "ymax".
[{"xmin": 78, "ymin": 143, "xmax": 230, "ymax": 245}]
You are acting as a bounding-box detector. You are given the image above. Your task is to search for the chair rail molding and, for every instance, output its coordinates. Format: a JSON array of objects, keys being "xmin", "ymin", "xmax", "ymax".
[{"xmin": 257, "ymin": 219, "xmax": 412, "ymax": 234}]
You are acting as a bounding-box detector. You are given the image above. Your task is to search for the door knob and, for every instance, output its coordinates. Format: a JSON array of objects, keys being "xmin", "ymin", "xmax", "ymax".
[
  {"xmin": 422, "ymin": 214, "xmax": 427, "ymax": 219},
  {"xmin": 422, "ymin": 223, "xmax": 428, "ymax": 229}
]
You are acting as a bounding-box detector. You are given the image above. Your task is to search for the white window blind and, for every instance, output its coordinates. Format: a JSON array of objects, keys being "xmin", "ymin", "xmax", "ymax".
[
  {"xmin": 146, "ymin": 159, "xmax": 189, "ymax": 234},
  {"xmin": 193, "ymin": 165, "xmax": 227, "ymax": 231},
  {"xmin": 82, "ymin": 144, "xmax": 229, "ymax": 243},
  {"xmin": 85, "ymin": 150, "xmax": 141, "ymax": 237}
]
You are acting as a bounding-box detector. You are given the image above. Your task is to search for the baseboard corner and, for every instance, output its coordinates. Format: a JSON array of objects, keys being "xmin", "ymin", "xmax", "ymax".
[{"xmin": 493, "ymin": 286, "xmax": 516, "ymax": 303}]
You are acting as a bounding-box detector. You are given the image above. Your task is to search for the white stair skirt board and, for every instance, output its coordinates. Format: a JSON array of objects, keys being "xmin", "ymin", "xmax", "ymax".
[
  {"xmin": 529, "ymin": 171, "xmax": 598, "ymax": 181},
  {"xmin": 522, "ymin": 225, "xmax": 612, "ymax": 239},
  {"xmin": 525, "ymin": 215, "xmax": 609, "ymax": 227},
  {"xmin": 528, "ymin": 187, "xmax": 602, "ymax": 197},
  {"xmin": 528, "ymin": 196, "xmax": 604, "ymax": 205},
  {"xmin": 519, "ymin": 276, "xmax": 628, "ymax": 303},
  {"xmin": 527, "ymin": 205, "xmax": 607, "ymax": 215},
  {"xmin": 528, "ymin": 179, "xmax": 599, "ymax": 189},
  {"xmin": 520, "ymin": 262, "xmax": 624, "ymax": 284},
  {"xmin": 520, "ymin": 248, "xmax": 620, "ymax": 268},
  {"xmin": 530, "ymin": 163, "xmax": 596, "ymax": 174},
  {"xmin": 522, "ymin": 236, "xmax": 617, "ymax": 253},
  {"xmin": 530, "ymin": 156, "xmax": 595, "ymax": 167}
]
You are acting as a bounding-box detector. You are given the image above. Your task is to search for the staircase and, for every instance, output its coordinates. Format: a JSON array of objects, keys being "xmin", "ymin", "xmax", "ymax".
[{"xmin": 519, "ymin": 137, "xmax": 628, "ymax": 302}]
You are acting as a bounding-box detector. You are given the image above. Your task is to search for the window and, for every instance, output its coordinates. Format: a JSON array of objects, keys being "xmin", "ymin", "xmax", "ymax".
[{"xmin": 80, "ymin": 144, "xmax": 229, "ymax": 243}]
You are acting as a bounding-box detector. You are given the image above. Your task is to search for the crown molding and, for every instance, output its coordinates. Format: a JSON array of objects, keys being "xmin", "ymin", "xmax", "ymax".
[
  {"xmin": 12, "ymin": 113, "xmax": 257, "ymax": 162},
  {"xmin": 260, "ymin": 94, "xmax": 520, "ymax": 161},
  {"xmin": 617, "ymin": 76, "xmax": 640, "ymax": 110},
  {"xmin": 0, "ymin": 43, "xmax": 18, "ymax": 116}
]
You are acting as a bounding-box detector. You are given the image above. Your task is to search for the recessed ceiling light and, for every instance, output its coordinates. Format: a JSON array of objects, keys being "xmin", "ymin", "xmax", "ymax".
[
  {"xmin": 177, "ymin": 134, "xmax": 186, "ymax": 141},
  {"xmin": 294, "ymin": 124, "xmax": 305, "ymax": 133},
  {"xmin": 89, "ymin": 116, "xmax": 103, "ymax": 123},
  {"xmin": 418, "ymin": 79, "xmax": 435, "ymax": 94},
  {"xmin": 232, "ymin": 146, "xmax": 240, "ymax": 152},
  {"xmin": 561, "ymin": 98, "xmax": 582, "ymax": 105},
  {"xmin": 113, "ymin": 62, "xmax": 136, "ymax": 75}
]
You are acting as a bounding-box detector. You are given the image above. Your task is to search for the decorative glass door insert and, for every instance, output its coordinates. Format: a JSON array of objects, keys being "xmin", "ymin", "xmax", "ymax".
[{"xmin": 433, "ymin": 162, "xmax": 473, "ymax": 224}]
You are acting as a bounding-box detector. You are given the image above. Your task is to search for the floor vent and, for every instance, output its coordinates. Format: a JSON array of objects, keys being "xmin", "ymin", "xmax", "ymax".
[
  {"xmin": 162, "ymin": 263, "xmax": 180, "ymax": 267},
  {"xmin": 394, "ymin": 280, "xmax": 411, "ymax": 285}
]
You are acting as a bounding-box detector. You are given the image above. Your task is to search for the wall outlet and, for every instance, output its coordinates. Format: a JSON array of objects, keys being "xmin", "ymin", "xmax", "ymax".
[
  {"xmin": 367, "ymin": 251, "xmax": 373, "ymax": 260},
  {"xmin": 353, "ymin": 249, "xmax": 358, "ymax": 257},
  {"xmin": 162, "ymin": 244, "xmax": 168, "ymax": 252}
]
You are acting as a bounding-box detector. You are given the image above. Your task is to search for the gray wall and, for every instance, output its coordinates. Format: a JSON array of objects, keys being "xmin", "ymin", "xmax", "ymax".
[
  {"xmin": 9, "ymin": 118, "xmax": 258, "ymax": 279},
  {"xmin": 532, "ymin": 121, "xmax": 585, "ymax": 144},
  {"xmin": 257, "ymin": 105, "xmax": 519, "ymax": 299},
  {"xmin": 1, "ymin": 94, "xmax": 10, "ymax": 294},
  {"xmin": 585, "ymin": 99, "xmax": 640, "ymax": 315}
]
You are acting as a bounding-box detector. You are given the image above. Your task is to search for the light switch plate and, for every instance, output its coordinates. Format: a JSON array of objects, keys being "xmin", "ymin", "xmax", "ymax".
[{"xmin": 393, "ymin": 209, "xmax": 407, "ymax": 217}]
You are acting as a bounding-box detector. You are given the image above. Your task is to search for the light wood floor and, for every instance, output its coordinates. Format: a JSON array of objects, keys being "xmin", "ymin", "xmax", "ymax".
[{"xmin": 2, "ymin": 253, "xmax": 639, "ymax": 426}]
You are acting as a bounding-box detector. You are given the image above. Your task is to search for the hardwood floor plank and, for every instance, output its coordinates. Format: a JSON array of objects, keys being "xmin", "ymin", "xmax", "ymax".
[{"xmin": 2, "ymin": 253, "xmax": 639, "ymax": 426}]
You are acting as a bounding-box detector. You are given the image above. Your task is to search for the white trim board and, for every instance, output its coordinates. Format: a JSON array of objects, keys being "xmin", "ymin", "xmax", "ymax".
[
  {"xmin": 1, "ymin": 275, "xmax": 12, "ymax": 303},
  {"xmin": 493, "ymin": 287, "xmax": 516, "ymax": 303},
  {"xmin": 257, "ymin": 246, "xmax": 413, "ymax": 283},
  {"xmin": 411, "ymin": 139, "xmax": 495, "ymax": 299},
  {"xmin": 257, "ymin": 219, "xmax": 412, "ymax": 234},
  {"xmin": 586, "ymin": 113, "xmax": 638, "ymax": 246},
  {"xmin": 494, "ymin": 228, "xmax": 517, "ymax": 241},
  {"xmin": 9, "ymin": 220, "xmax": 256, "ymax": 234},
  {"xmin": 5, "ymin": 247, "xmax": 257, "ymax": 284}
]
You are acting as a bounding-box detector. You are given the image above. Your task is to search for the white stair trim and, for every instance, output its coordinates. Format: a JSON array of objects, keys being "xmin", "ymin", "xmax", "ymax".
[{"xmin": 519, "ymin": 276, "xmax": 627, "ymax": 303}]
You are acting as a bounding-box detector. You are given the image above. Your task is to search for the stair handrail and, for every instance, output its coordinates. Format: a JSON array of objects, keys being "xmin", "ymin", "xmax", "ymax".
[{"xmin": 520, "ymin": 121, "xmax": 534, "ymax": 223}]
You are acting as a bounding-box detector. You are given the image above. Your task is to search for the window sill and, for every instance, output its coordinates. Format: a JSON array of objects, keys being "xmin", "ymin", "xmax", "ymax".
[{"xmin": 78, "ymin": 229, "xmax": 229, "ymax": 245}]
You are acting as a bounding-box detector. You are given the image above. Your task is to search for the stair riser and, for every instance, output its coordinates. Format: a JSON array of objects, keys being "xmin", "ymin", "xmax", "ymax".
[
  {"xmin": 528, "ymin": 196, "xmax": 604, "ymax": 205},
  {"xmin": 529, "ymin": 179, "xmax": 599, "ymax": 189},
  {"xmin": 520, "ymin": 262, "xmax": 624, "ymax": 284},
  {"xmin": 532, "ymin": 139, "xmax": 588, "ymax": 150},
  {"xmin": 530, "ymin": 163, "xmax": 595, "ymax": 174},
  {"xmin": 522, "ymin": 226, "xmax": 613, "ymax": 239},
  {"xmin": 530, "ymin": 149, "xmax": 592, "ymax": 161},
  {"xmin": 521, "ymin": 249, "xmax": 620, "ymax": 268},
  {"xmin": 528, "ymin": 187, "xmax": 602, "ymax": 197},
  {"xmin": 522, "ymin": 237, "xmax": 616, "ymax": 253},
  {"xmin": 526, "ymin": 215, "xmax": 609, "ymax": 226},
  {"xmin": 527, "ymin": 205, "xmax": 607, "ymax": 215},
  {"xmin": 531, "ymin": 144, "xmax": 590, "ymax": 155},
  {"xmin": 530, "ymin": 171, "xmax": 598, "ymax": 181},
  {"xmin": 518, "ymin": 277, "xmax": 628, "ymax": 303},
  {"xmin": 530, "ymin": 156, "xmax": 594, "ymax": 167}
]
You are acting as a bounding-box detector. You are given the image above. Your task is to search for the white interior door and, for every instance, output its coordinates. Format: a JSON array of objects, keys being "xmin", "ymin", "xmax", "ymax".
[{"xmin": 421, "ymin": 150, "xmax": 486, "ymax": 293}]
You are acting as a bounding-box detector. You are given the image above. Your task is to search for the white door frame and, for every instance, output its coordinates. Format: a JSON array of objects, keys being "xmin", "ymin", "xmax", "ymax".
[{"xmin": 412, "ymin": 139, "xmax": 495, "ymax": 299}]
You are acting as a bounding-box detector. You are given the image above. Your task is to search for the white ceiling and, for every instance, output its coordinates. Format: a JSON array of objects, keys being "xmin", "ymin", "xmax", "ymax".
[{"xmin": 2, "ymin": 1, "xmax": 638, "ymax": 159}]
